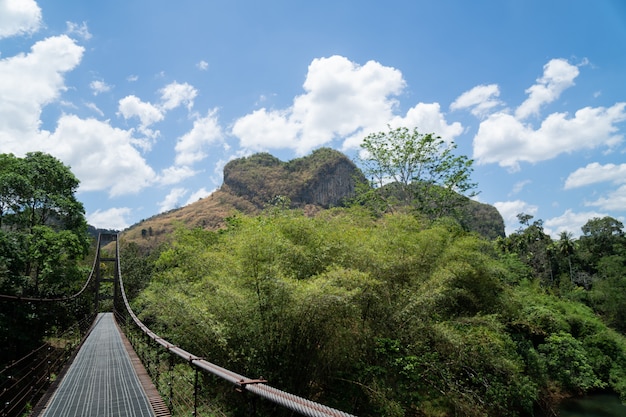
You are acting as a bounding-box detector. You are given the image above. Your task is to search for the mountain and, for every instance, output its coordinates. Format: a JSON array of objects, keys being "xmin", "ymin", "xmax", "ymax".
[{"xmin": 121, "ymin": 148, "xmax": 504, "ymax": 249}]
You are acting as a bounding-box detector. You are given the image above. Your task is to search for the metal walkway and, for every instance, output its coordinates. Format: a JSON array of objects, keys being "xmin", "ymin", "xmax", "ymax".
[{"xmin": 37, "ymin": 313, "xmax": 159, "ymax": 417}]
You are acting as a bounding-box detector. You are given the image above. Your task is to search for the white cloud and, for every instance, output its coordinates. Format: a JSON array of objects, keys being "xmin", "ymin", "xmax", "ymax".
[
  {"xmin": 0, "ymin": 31, "xmax": 156, "ymax": 199},
  {"xmin": 544, "ymin": 209, "xmax": 608, "ymax": 238},
  {"xmin": 457, "ymin": 59, "xmax": 626, "ymax": 170},
  {"xmin": 232, "ymin": 107, "xmax": 301, "ymax": 151},
  {"xmin": 186, "ymin": 187, "xmax": 213, "ymax": 205},
  {"xmin": 159, "ymin": 188, "xmax": 188, "ymax": 212},
  {"xmin": 564, "ymin": 162, "xmax": 626, "ymax": 189},
  {"xmin": 158, "ymin": 165, "xmax": 197, "ymax": 185},
  {"xmin": 233, "ymin": 55, "xmax": 407, "ymax": 155},
  {"xmin": 0, "ymin": 35, "xmax": 84, "ymax": 152},
  {"xmin": 515, "ymin": 58, "xmax": 579, "ymax": 120},
  {"xmin": 386, "ymin": 102, "xmax": 463, "ymax": 145},
  {"xmin": 175, "ymin": 109, "xmax": 223, "ymax": 166},
  {"xmin": 66, "ymin": 21, "xmax": 91, "ymax": 41},
  {"xmin": 586, "ymin": 185, "xmax": 626, "ymax": 212},
  {"xmin": 233, "ymin": 55, "xmax": 462, "ymax": 155},
  {"xmin": 87, "ymin": 207, "xmax": 133, "ymax": 231},
  {"xmin": 159, "ymin": 81, "xmax": 197, "ymax": 111},
  {"xmin": 0, "ymin": 0, "xmax": 42, "ymax": 39},
  {"xmin": 50, "ymin": 115, "xmax": 157, "ymax": 196},
  {"xmin": 197, "ymin": 60, "xmax": 209, "ymax": 71},
  {"xmin": 563, "ymin": 163, "xmax": 626, "ymax": 213},
  {"xmin": 117, "ymin": 82, "xmax": 199, "ymax": 139},
  {"xmin": 473, "ymin": 103, "xmax": 626, "ymax": 170},
  {"xmin": 494, "ymin": 200, "xmax": 538, "ymax": 236},
  {"xmin": 118, "ymin": 95, "xmax": 164, "ymax": 127},
  {"xmin": 451, "ymin": 84, "xmax": 502, "ymax": 117},
  {"xmin": 90, "ymin": 79, "xmax": 112, "ymax": 95}
]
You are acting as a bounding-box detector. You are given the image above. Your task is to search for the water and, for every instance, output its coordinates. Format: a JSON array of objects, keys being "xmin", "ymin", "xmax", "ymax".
[{"xmin": 556, "ymin": 394, "xmax": 626, "ymax": 416}]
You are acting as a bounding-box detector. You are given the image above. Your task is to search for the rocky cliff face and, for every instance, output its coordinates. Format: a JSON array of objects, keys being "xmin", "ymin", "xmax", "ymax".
[
  {"xmin": 222, "ymin": 148, "xmax": 365, "ymax": 209},
  {"xmin": 121, "ymin": 148, "xmax": 505, "ymax": 249}
]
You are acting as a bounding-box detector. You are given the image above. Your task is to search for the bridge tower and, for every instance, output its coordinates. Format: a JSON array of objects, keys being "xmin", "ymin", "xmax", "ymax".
[{"xmin": 94, "ymin": 233, "xmax": 118, "ymax": 312}]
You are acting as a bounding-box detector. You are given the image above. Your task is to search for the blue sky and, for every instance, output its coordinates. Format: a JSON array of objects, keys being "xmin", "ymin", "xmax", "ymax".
[{"xmin": 1, "ymin": 0, "xmax": 625, "ymax": 237}]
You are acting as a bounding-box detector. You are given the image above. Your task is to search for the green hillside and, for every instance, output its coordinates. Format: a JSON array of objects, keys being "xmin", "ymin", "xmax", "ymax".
[{"xmin": 122, "ymin": 208, "xmax": 626, "ymax": 417}]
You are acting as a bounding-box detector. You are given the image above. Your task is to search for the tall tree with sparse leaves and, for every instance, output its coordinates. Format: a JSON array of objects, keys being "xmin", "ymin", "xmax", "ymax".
[{"xmin": 357, "ymin": 126, "xmax": 477, "ymax": 219}]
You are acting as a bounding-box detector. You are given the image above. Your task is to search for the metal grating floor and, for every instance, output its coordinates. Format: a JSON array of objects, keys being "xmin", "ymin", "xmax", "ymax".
[{"xmin": 38, "ymin": 313, "xmax": 156, "ymax": 417}]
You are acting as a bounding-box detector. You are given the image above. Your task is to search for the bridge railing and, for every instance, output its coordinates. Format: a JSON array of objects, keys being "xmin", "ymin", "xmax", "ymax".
[
  {"xmin": 0, "ymin": 314, "xmax": 95, "ymax": 417},
  {"xmin": 113, "ymin": 234, "xmax": 357, "ymax": 417},
  {"xmin": 0, "ymin": 233, "xmax": 106, "ymax": 417}
]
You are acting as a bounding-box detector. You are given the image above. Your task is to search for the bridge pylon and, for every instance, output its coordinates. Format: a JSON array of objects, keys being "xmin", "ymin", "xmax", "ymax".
[{"xmin": 94, "ymin": 233, "xmax": 118, "ymax": 312}]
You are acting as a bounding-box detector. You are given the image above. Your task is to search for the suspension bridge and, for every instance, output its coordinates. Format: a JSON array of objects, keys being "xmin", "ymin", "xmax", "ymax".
[{"xmin": 0, "ymin": 234, "xmax": 356, "ymax": 417}]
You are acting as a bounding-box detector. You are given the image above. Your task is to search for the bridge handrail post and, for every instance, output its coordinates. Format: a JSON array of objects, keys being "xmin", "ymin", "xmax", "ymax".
[
  {"xmin": 193, "ymin": 365, "xmax": 199, "ymax": 416},
  {"xmin": 168, "ymin": 354, "xmax": 174, "ymax": 413}
]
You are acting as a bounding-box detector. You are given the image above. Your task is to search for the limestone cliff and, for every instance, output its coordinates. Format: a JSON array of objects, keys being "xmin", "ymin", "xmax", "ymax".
[
  {"xmin": 121, "ymin": 148, "xmax": 505, "ymax": 249},
  {"xmin": 221, "ymin": 148, "xmax": 365, "ymax": 209}
]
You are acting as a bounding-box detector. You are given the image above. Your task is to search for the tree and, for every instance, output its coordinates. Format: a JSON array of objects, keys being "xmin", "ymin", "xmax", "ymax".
[
  {"xmin": 556, "ymin": 231, "xmax": 576, "ymax": 284},
  {"xmin": 496, "ymin": 214, "xmax": 555, "ymax": 284},
  {"xmin": 0, "ymin": 152, "xmax": 89, "ymax": 295},
  {"xmin": 579, "ymin": 217, "xmax": 625, "ymax": 269},
  {"xmin": 1, "ymin": 152, "xmax": 90, "ymax": 365},
  {"xmin": 358, "ymin": 126, "xmax": 477, "ymax": 219}
]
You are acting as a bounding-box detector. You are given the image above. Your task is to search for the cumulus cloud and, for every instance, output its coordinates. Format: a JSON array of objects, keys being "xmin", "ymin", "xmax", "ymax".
[
  {"xmin": 197, "ymin": 60, "xmax": 209, "ymax": 71},
  {"xmin": 117, "ymin": 81, "xmax": 198, "ymax": 139},
  {"xmin": 515, "ymin": 58, "xmax": 579, "ymax": 120},
  {"xmin": 453, "ymin": 58, "xmax": 626, "ymax": 170},
  {"xmin": 473, "ymin": 103, "xmax": 626, "ymax": 170},
  {"xmin": 450, "ymin": 84, "xmax": 503, "ymax": 117},
  {"xmin": 565, "ymin": 162, "xmax": 626, "ymax": 189},
  {"xmin": 544, "ymin": 209, "xmax": 609, "ymax": 238},
  {"xmin": 118, "ymin": 95, "xmax": 164, "ymax": 127},
  {"xmin": 159, "ymin": 81, "xmax": 197, "ymax": 111},
  {"xmin": 174, "ymin": 109, "xmax": 223, "ymax": 166},
  {"xmin": 494, "ymin": 200, "xmax": 538, "ymax": 236},
  {"xmin": 0, "ymin": 29, "xmax": 160, "ymax": 200},
  {"xmin": 0, "ymin": 34, "xmax": 84, "ymax": 152},
  {"xmin": 90, "ymin": 79, "xmax": 112, "ymax": 95},
  {"xmin": 0, "ymin": 0, "xmax": 42, "ymax": 39},
  {"xmin": 233, "ymin": 55, "xmax": 462, "ymax": 155},
  {"xmin": 49, "ymin": 115, "xmax": 157, "ymax": 196},
  {"xmin": 87, "ymin": 207, "xmax": 133, "ymax": 231},
  {"xmin": 387, "ymin": 103, "xmax": 463, "ymax": 145}
]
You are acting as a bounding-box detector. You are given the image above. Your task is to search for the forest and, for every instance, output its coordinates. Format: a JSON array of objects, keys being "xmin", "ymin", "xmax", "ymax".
[
  {"xmin": 2, "ymin": 130, "xmax": 626, "ymax": 416},
  {"xmin": 122, "ymin": 207, "xmax": 626, "ymax": 417},
  {"xmin": 121, "ymin": 128, "xmax": 626, "ymax": 416}
]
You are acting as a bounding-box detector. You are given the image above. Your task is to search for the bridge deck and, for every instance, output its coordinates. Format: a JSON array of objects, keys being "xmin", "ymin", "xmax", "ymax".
[{"xmin": 37, "ymin": 313, "xmax": 165, "ymax": 417}]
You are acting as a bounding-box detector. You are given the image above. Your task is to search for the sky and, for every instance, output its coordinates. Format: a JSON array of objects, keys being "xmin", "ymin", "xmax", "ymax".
[{"xmin": 1, "ymin": 0, "xmax": 625, "ymax": 237}]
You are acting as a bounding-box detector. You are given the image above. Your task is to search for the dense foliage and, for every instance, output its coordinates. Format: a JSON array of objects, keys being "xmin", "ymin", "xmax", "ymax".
[
  {"xmin": 129, "ymin": 208, "xmax": 626, "ymax": 416},
  {"xmin": 0, "ymin": 152, "xmax": 91, "ymax": 363}
]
